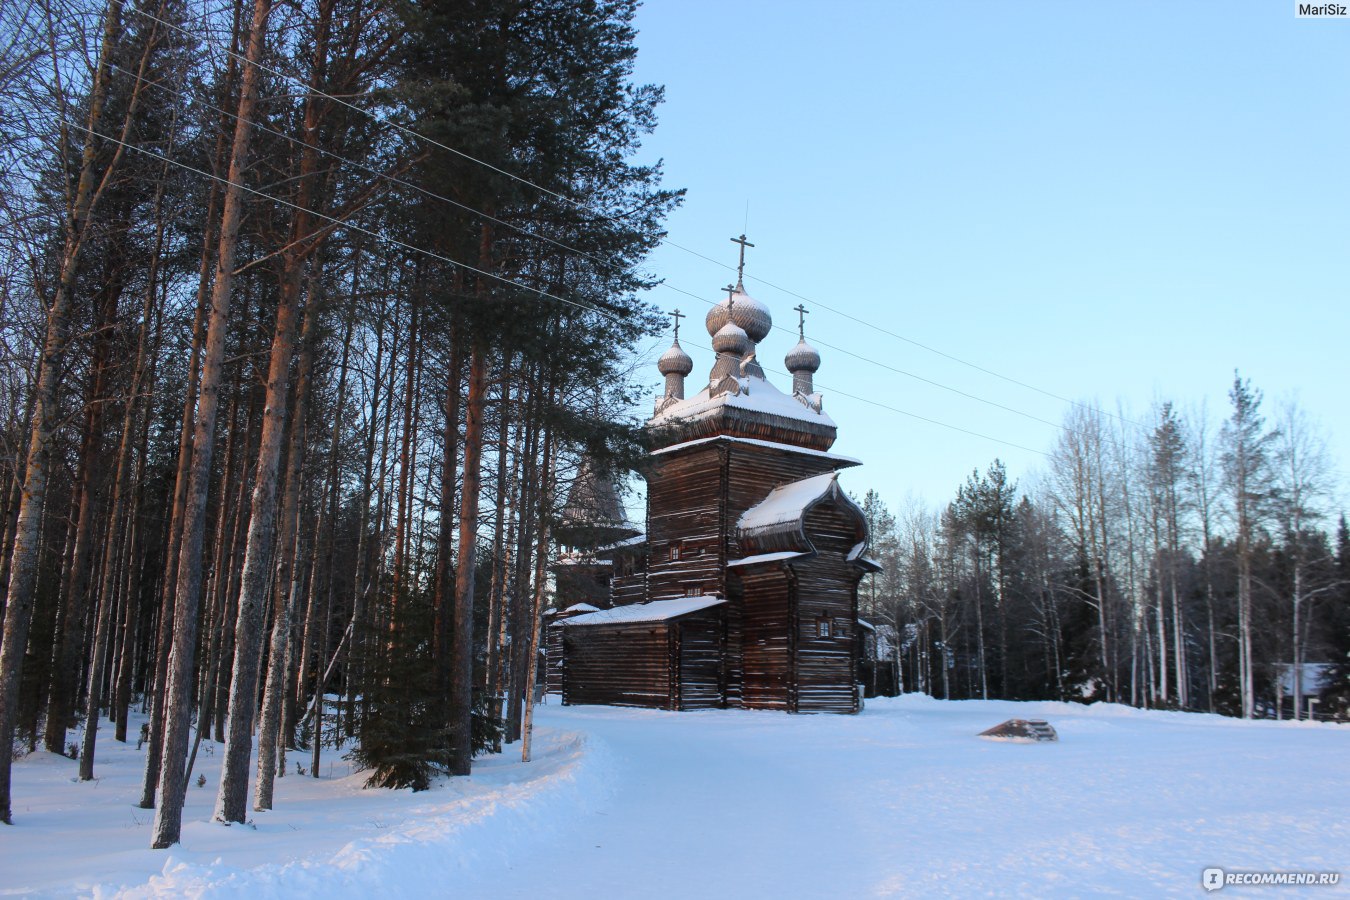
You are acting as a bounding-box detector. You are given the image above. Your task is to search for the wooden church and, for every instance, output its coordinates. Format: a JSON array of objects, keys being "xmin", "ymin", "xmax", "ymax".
[{"xmin": 549, "ymin": 238, "xmax": 877, "ymax": 714}]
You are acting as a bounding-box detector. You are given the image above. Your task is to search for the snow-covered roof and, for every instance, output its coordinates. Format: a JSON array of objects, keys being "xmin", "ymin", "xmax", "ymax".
[
  {"xmin": 555, "ymin": 556, "xmax": 613, "ymax": 567},
  {"xmin": 649, "ymin": 435, "xmax": 860, "ymax": 467},
  {"xmin": 846, "ymin": 541, "xmax": 882, "ymax": 570},
  {"xmin": 593, "ymin": 533, "xmax": 647, "ymax": 553},
  {"xmin": 726, "ymin": 550, "xmax": 809, "ymax": 568},
  {"xmin": 739, "ymin": 473, "xmax": 840, "ymax": 534},
  {"xmin": 564, "ymin": 603, "xmax": 601, "ymax": 614},
  {"xmin": 736, "ymin": 473, "xmax": 872, "ymax": 562},
  {"xmin": 648, "ymin": 375, "xmax": 835, "ymax": 430},
  {"xmin": 845, "ymin": 540, "xmax": 883, "ymax": 572},
  {"xmin": 857, "ymin": 618, "xmax": 875, "ymax": 632},
  {"xmin": 564, "ymin": 596, "xmax": 726, "ymax": 627}
]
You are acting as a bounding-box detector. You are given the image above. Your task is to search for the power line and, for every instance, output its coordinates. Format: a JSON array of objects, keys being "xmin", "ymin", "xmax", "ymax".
[
  {"xmin": 130, "ymin": 3, "xmax": 1141, "ymax": 433},
  {"xmin": 674, "ymin": 248, "xmax": 1145, "ymax": 431},
  {"xmin": 109, "ymin": 56, "xmax": 1079, "ymax": 439},
  {"xmin": 64, "ymin": 120, "xmax": 617, "ymax": 323},
  {"xmin": 129, "ymin": 6, "xmax": 600, "ymax": 213},
  {"xmin": 70, "ymin": 118, "xmax": 1063, "ymax": 459},
  {"xmin": 103, "ymin": 60, "xmax": 625, "ymax": 275},
  {"xmin": 777, "ymin": 370, "xmax": 1050, "ymax": 458}
]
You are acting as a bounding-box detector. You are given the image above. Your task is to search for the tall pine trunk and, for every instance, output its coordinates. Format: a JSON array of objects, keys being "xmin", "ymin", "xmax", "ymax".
[
  {"xmin": 78, "ymin": 182, "xmax": 163, "ymax": 778},
  {"xmin": 521, "ymin": 386, "xmax": 556, "ymax": 763},
  {"xmin": 151, "ymin": 0, "xmax": 272, "ymax": 848},
  {"xmin": 448, "ymin": 343, "xmax": 487, "ymax": 776},
  {"xmin": 433, "ymin": 337, "xmax": 462, "ymax": 720},
  {"xmin": 254, "ymin": 275, "xmax": 332, "ymax": 810},
  {"xmin": 214, "ymin": 267, "xmax": 305, "ymax": 823}
]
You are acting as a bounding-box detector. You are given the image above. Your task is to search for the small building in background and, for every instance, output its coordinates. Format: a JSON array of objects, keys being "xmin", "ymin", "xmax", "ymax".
[{"xmin": 1272, "ymin": 662, "xmax": 1334, "ymax": 719}]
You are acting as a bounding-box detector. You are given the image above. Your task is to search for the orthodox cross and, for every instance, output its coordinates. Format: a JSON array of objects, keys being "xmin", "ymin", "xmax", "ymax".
[
  {"xmin": 669, "ymin": 308, "xmax": 685, "ymax": 340},
  {"xmin": 730, "ymin": 233, "xmax": 755, "ymax": 285},
  {"xmin": 793, "ymin": 303, "xmax": 809, "ymax": 338},
  {"xmin": 722, "ymin": 283, "xmax": 737, "ymax": 309}
]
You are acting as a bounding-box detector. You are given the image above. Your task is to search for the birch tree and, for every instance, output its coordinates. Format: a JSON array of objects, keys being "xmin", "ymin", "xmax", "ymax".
[{"xmin": 1271, "ymin": 399, "xmax": 1336, "ymax": 719}]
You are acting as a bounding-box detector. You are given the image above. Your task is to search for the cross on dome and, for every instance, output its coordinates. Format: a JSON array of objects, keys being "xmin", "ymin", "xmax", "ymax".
[
  {"xmin": 709, "ymin": 236, "xmax": 765, "ymax": 385},
  {"xmin": 658, "ymin": 308, "xmax": 694, "ymax": 381},
  {"xmin": 730, "ymin": 233, "xmax": 755, "ymax": 289},
  {"xmin": 794, "ymin": 303, "xmax": 809, "ymax": 339}
]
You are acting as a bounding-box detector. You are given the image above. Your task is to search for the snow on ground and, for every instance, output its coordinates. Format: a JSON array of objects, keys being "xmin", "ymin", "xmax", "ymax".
[
  {"xmin": 1, "ymin": 716, "xmax": 609, "ymax": 899},
  {"xmin": 2, "ymin": 696, "xmax": 1346, "ymax": 898}
]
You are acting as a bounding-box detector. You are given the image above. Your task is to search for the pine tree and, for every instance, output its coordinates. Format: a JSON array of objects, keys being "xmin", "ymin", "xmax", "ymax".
[
  {"xmin": 1318, "ymin": 516, "xmax": 1350, "ymax": 720},
  {"xmin": 0, "ymin": 0, "xmax": 161, "ymax": 825},
  {"xmin": 1219, "ymin": 372, "xmax": 1276, "ymax": 719}
]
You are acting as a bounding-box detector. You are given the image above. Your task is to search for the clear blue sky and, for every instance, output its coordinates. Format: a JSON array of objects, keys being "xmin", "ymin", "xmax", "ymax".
[{"xmin": 624, "ymin": 1, "xmax": 1349, "ymax": 514}]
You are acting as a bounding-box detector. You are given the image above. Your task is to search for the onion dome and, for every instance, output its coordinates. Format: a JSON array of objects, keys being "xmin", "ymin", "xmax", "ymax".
[
  {"xmin": 785, "ymin": 337, "xmax": 821, "ymax": 374},
  {"xmin": 705, "ymin": 286, "xmax": 772, "ymax": 344},
  {"xmin": 712, "ymin": 321, "xmax": 750, "ymax": 356},
  {"xmin": 658, "ymin": 339, "xmax": 694, "ymax": 377}
]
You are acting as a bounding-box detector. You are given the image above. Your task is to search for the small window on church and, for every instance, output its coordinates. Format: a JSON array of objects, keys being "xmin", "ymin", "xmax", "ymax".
[
  {"xmin": 817, "ymin": 617, "xmax": 832, "ymax": 638},
  {"xmin": 670, "ymin": 542, "xmax": 682, "ymax": 561}
]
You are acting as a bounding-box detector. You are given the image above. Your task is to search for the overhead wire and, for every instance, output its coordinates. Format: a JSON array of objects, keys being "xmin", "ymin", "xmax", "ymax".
[
  {"xmin": 129, "ymin": 2, "xmax": 1142, "ymax": 435},
  {"xmin": 70, "ymin": 116, "xmax": 1059, "ymax": 459},
  {"xmin": 107, "ymin": 51, "xmax": 1088, "ymax": 444}
]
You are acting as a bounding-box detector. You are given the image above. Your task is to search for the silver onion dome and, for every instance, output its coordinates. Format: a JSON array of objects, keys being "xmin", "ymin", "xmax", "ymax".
[
  {"xmin": 658, "ymin": 339, "xmax": 694, "ymax": 377},
  {"xmin": 711, "ymin": 321, "xmax": 750, "ymax": 356},
  {"xmin": 705, "ymin": 287, "xmax": 772, "ymax": 344},
  {"xmin": 785, "ymin": 337, "xmax": 821, "ymax": 374}
]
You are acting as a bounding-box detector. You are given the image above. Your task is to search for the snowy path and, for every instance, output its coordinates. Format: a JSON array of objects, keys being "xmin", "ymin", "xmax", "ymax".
[
  {"xmin": 2, "ymin": 696, "xmax": 1347, "ymax": 897},
  {"xmin": 483, "ymin": 698, "xmax": 1349, "ymax": 897}
]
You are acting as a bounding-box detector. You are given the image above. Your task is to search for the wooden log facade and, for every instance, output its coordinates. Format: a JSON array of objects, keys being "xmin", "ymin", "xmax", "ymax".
[
  {"xmin": 553, "ymin": 275, "xmax": 877, "ymax": 714},
  {"xmin": 558, "ymin": 599, "xmax": 726, "ymax": 710},
  {"xmin": 543, "ymin": 603, "xmax": 598, "ymax": 697}
]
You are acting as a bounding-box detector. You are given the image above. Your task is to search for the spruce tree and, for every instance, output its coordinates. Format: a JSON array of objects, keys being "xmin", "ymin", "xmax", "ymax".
[
  {"xmin": 347, "ymin": 0, "xmax": 679, "ymax": 783},
  {"xmin": 1321, "ymin": 516, "xmax": 1350, "ymax": 720}
]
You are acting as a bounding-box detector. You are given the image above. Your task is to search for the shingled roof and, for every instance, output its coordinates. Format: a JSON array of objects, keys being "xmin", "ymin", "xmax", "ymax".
[{"xmin": 735, "ymin": 472, "xmax": 870, "ymax": 559}]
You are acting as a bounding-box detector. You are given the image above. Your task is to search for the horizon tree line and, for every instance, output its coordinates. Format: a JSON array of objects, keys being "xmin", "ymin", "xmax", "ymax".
[{"xmin": 858, "ymin": 376, "xmax": 1349, "ymax": 722}]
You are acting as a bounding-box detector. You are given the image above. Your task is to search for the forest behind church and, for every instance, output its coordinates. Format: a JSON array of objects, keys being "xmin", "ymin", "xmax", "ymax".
[
  {"xmin": 0, "ymin": 0, "xmax": 1346, "ymax": 856},
  {"xmin": 856, "ymin": 382, "xmax": 1350, "ymax": 725}
]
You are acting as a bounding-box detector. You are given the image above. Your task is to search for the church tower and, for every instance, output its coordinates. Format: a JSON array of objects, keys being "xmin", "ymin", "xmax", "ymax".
[{"xmin": 557, "ymin": 235, "xmax": 877, "ymax": 714}]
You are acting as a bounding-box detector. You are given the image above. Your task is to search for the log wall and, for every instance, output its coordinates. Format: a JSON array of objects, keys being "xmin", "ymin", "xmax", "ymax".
[
  {"xmin": 545, "ymin": 622, "xmax": 565, "ymax": 696},
  {"xmin": 645, "ymin": 444, "xmax": 726, "ymax": 603},
  {"xmin": 793, "ymin": 500, "xmax": 865, "ymax": 713},
  {"xmin": 675, "ymin": 616, "xmax": 724, "ymax": 710},
  {"xmin": 561, "ymin": 608, "xmax": 728, "ymax": 711},
  {"xmin": 563, "ymin": 624, "xmax": 672, "ymax": 709},
  {"xmin": 608, "ymin": 545, "xmax": 648, "ymax": 607},
  {"xmin": 736, "ymin": 566, "xmax": 793, "ymax": 710}
]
